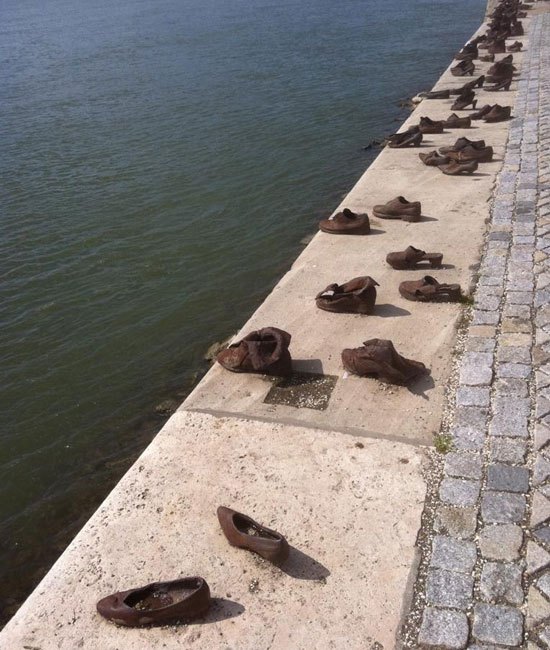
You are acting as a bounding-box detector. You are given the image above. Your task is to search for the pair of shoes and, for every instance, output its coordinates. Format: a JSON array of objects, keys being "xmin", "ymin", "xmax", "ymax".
[
  {"xmin": 417, "ymin": 116, "xmax": 445, "ymax": 134},
  {"xmin": 96, "ymin": 507, "xmax": 288, "ymax": 627},
  {"xmin": 451, "ymin": 59, "xmax": 475, "ymax": 76},
  {"xmin": 507, "ymin": 40, "xmax": 523, "ymax": 51},
  {"xmin": 319, "ymin": 197, "xmax": 421, "ymax": 231},
  {"xmin": 473, "ymin": 104, "xmax": 512, "ymax": 122},
  {"xmin": 399, "ymin": 275, "xmax": 462, "ymax": 302},
  {"xmin": 388, "ymin": 128, "xmax": 423, "ymax": 147},
  {"xmin": 439, "ymin": 138, "xmax": 493, "ymax": 162}
]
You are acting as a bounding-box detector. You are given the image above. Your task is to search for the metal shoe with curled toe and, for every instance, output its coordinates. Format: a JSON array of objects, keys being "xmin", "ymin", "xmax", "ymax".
[
  {"xmin": 96, "ymin": 578, "xmax": 211, "ymax": 627},
  {"xmin": 373, "ymin": 196, "xmax": 421, "ymax": 222},
  {"xmin": 315, "ymin": 276, "xmax": 378, "ymax": 314},
  {"xmin": 318, "ymin": 208, "xmax": 370, "ymax": 235},
  {"xmin": 440, "ymin": 160, "xmax": 479, "ymax": 175},
  {"xmin": 341, "ymin": 338, "xmax": 427, "ymax": 385},
  {"xmin": 386, "ymin": 246, "xmax": 443, "ymax": 270},
  {"xmin": 442, "ymin": 113, "xmax": 472, "ymax": 128},
  {"xmin": 217, "ymin": 506, "xmax": 289, "ymax": 563},
  {"xmin": 419, "ymin": 151, "xmax": 451, "ymax": 166},
  {"xmin": 399, "ymin": 276, "xmax": 462, "ymax": 302},
  {"xmin": 217, "ymin": 327, "xmax": 292, "ymax": 376}
]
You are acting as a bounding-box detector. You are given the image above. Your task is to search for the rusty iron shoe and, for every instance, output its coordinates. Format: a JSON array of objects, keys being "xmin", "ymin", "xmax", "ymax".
[
  {"xmin": 386, "ymin": 246, "xmax": 443, "ymax": 270},
  {"xmin": 439, "ymin": 137, "xmax": 486, "ymax": 154},
  {"xmin": 341, "ymin": 338, "xmax": 427, "ymax": 385},
  {"xmin": 450, "ymin": 76, "xmax": 485, "ymax": 95},
  {"xmin": 419, "ymin": 151, "xmax": 451, "ymax": 166},
  {"xmin": 387, "ymin": 130, "xmax": 423, "ymax": 148},
  {"xmin": 449, "ymin": 145, "xmax": 494, "ymax": 163},
  {"xmin": 315, "ymin": 276, "xmax": 379, "ymax": 314},
  {"xmin": 319, "ymin": 208, "xmax": 370, "ymax": 235},
  {"xmin": 485, "ymin": 77, "xmax": 512, "ymax": 91},
  {"xmin": 217, "ymin": 327, "xmax": 292, "ymax": 376},
  {"xmin": 479, "ymin": 53, "xmax": 495, "ymax": 62},
  {"xmin": 488, "ymin": 39, "xmax": 506, "ymax": 53},
  {"xmin": 217, "ymin": 506, "xmax": 289, "ymax": 563},
  {"xmin": 443, "ymin": 113, "xmax": 472, "ymax": 128},
  {"xmin": 96, "ymin": 578, "xmax": 211, "ymax": 627},
  {"xmin": 440, "ymin": 159, "xmax": 479, "ymax": 175},
  {"xmin": 484, "ymin": 104, "xmax": 512, "ymax": 122},
  {"xmin": 373, "ymin": 196, "xmax": 421, "ymax": 222},
  {"xmin": 418, "ymin": 117, "xmax": 445, "ymax": 134},
  {"xmin": 399, "ymin": 276, "xmax": 462, "ymax": 302}
]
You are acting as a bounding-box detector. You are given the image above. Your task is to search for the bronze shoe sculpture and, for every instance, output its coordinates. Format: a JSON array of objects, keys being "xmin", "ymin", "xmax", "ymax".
[
  {"xmin": 217, "ymin": 506, "xmax": 289, "ymax": 563},
  {"xmin": 451, "ymin": 60, "xmax": 475, "ymax": 77},
  {"xmin": 439, "ymin": 137, "xmax": 485, "ymax": 154},
  {"xmin": 440, "ymin": 160, "xmax": 479, "ymax": 175},
  {"xmin": 399, "ymin": 276, "xmax": 462, "ymax": 302},
  {"xmin": 470, "ymin": 104, "xmax": 493, "ymax": 120},
  {"xmin": 488, "ymin": 39, "xmax": 506, "ymax": 53},
  {"xmin": 319, "ymin": 208, "xmax": 370, "ymax": 235},
  {"xmin": 419, "ymin": 151, "xmax": 451, "ymax": 166},
  {"xmin": 315, "ymin": 276, "xmax": 379, "ymax": 314},
  {"xmin": 443, "ymin": 113, "xmax": 472, "ymax": 128},
  {"xmin": 485, "ymin": 77, "xmax": 512, "ymax": 91},
  {"xmin": 451, "ymin": 90, "xmax": 477, "ymax": 110},
  {"xmin": 449, "ymin": 145, "xmax": 494, "ymax": 163},
  {"xmin": 217, "ymin": 327, "xmax": 292, "ymax": 376},
  {"xmin": 424, "ymin": 89, "xmax": 450, "ymax": 99},
  {"xmin": 484, "ymin": 104, "xmax": 512, "ymax": 122},
  {"xmin": 386, "ymin": 246, "xmax": 443, "ymax": 270},
  {"xmin": 418, "ymin": 117, "xmax": 445, "ymax": 134},
  {"xmin": 387, "ymin": 129, "xmax": 423, "ymax": 148},
  {"xmin": 507, "ymin": 41, "xmax": 523, "ymax": 51},
  {"xmin": 341, "ymin": 338, "xmax": 427, "ymax": 385},
  {"xmin": 479, "ymin": 53, "xmax": 495, "ymax": 62},
  {"xmin": 450, "ymin": 76, "xmax": 485, "ymax": 95},
  {"xmin": 96, "ymin": 577, "xmax": 211, "ymax": 627},
  {"xmin": 373, "ymin": 196, "xmax": 421, "ymax": 222}
]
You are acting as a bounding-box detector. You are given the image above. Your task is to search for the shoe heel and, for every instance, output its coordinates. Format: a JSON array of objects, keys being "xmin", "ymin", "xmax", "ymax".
[
  {"xmin": 472, "ymin": 99, "xmax": 477, "ymax": 109},
  {"xmin": 430, "ymin": 255, "xmax": 443, "ymax": 268},
  {"xmin": 504, "ymin": 80, "xmax": 511, "ymax": 90}
]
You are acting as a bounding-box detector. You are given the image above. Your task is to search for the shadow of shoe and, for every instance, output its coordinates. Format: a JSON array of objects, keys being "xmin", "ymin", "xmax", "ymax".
[
  {"xmin": 278, "ymin": 546, "xmax": 331, "ymax": 582},
  {"xmin": 374, "ymin": 303, "xmax": 411, "ymax": 318},
  {"xmin": 191, "ymin": 598, "xmax": 245, "ymax": 625},
  {"xmin": 406, "ymin": 371, "xmax": 435, "ymax": 399},
  {"xmin": 419, "ymin": 215, "xmax": 439, "ymax": 222},
  {"xmin": 290, "ymin": 359, "xmax": 324, "ymax": 374}
]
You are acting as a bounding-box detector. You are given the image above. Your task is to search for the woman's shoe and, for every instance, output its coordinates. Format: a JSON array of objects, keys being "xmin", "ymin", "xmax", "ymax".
[
  {"xmin": 451, "ymin": 90, "xmax": 477, "ymax": 110},
  {"xmin": 440, "ymin": 160, "xmax": 479, "ymax": 175},
  {"xmin": 424, "ymin": 89, "xmax": 450, "ymax": 99},
  {"xmin": 399, "ymin": 276, "xmax": 462, "ymax": 302},
  {"xmin": 484, "ymin": 104, "xmax": 512, "ymax": 122},
  {"xmin": 341, "ymin": 339, "xmax": 427, "ymax": 385},
  {"xmin": 485, "ymin": 77, "xmax": 512, "ymax": 91},
  {"xmin": 448, "ymin": 145, "xmax": 493, "ymax": 163},
  {"xmin": 217, "ymin": 506, "xmax": 289, "ymax": 563},
  {"xmin": 419, "ymin": 151, "xmax": 451, "ymax": 166},
  {"xmin": 315, "ymin": 276, "xmax": 379, "ymax": 314},
  {"xmin": 443, "ymin": 113, "xmax": 472, "ymax": 128},
  {"xmin": 319, "ymin": 208, "xmax": 370, "ymax": 234},
  {"xmin": 96, "ymin": 578, "xmax": 211, "ymax": 627},
  {"xmin": 386, "ymin": 246, "xmax": 443, "ymax": 270},
  {"xmin": 479, "ymin": 53, "xmax": 495, "ymax": 62},
  {"xmin": 450, "ymin": 76, "xmax": 485, "ymax": 95},
  {"xmin": 372, "ymin": 196, "xmax": 421, "ymax": 222},
  {"xmin": 217, "ymin": 327, "xmax": 292, "ymax": 376}
]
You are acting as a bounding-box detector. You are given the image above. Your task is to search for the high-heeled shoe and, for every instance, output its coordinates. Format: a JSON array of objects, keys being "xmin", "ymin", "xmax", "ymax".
[
  {"xmin": 485, "ymin": 77, "xmax": 512, "ymax": 91},
  {"xmin": 451, "ymin": 91, "xmax": 477, "ymax": 110},
  {"xmin": 450, "ymin": 76, "xmax": 485, "ymax": 95}
]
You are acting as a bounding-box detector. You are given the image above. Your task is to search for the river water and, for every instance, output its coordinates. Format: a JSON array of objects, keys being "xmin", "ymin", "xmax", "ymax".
[{"xmin": 1, "ymin": 0, "xmax": 484, "ymax": 623}]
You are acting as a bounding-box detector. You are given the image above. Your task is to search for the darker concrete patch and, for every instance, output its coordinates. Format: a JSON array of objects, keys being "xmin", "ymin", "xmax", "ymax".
[{"xmin": 263, "ymin": 373, "xmax": 338, "ymax": 410}]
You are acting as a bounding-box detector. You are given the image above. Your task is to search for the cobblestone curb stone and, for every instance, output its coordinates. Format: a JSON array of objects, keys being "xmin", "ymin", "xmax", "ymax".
[{"xmin": 401, "ymin": 13, "xmax": 550, "ymax": 650}]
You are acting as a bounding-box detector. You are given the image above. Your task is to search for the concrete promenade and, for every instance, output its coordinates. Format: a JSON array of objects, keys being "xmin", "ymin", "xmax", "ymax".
[{"xmin": 0, "ymin": 7, "xmax": 546, "ymax": 650}]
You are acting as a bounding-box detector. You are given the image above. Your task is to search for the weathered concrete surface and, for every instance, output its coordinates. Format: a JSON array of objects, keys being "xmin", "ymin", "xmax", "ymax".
[
  {"xmin": 0, "ymin": 411, "xmax": 426, "ymax": 650},
  {"xmin": 184, "ymin": 33, "xmax": 521, "ymax": 445}
]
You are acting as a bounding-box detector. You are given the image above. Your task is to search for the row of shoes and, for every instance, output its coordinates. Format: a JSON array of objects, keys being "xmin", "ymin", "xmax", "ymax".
[{"xmin": 97, "ymin": 507, "xmax": 289, "ymax": 626}]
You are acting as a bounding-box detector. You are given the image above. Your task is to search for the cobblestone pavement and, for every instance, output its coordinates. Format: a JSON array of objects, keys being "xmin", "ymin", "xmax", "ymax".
[{"xmin": 402, "ymin": 12, "xmax": 550, "ymax": 650}]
